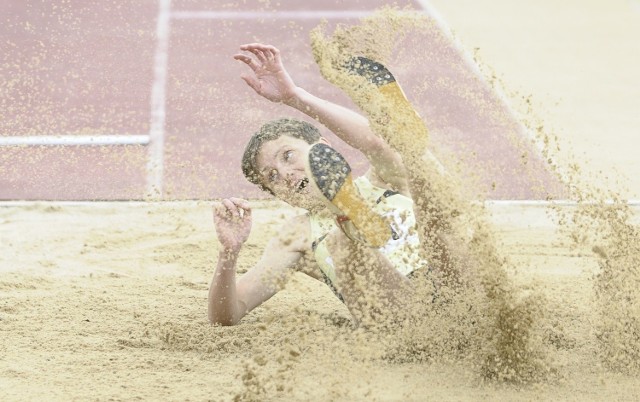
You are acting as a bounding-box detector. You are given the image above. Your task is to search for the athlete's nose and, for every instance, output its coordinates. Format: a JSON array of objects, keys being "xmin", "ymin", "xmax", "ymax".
[{"xmin": 276, "ymin": 162, "xmax": 295, "ymax": 183}]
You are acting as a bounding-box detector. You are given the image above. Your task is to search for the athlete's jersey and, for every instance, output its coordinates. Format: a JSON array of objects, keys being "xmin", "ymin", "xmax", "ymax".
[{"xmin": 308, "ymin": 176, "xmax": 428, "ymax": 297}]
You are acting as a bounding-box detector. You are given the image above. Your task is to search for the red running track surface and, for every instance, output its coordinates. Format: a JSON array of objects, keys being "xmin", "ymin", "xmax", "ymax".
[{"xmin": 0, "ymin": 0, "xmax": 565, "ymax": 200}]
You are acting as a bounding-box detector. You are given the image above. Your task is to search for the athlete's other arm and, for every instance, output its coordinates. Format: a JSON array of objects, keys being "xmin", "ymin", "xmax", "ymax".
[
  {"xmin": 233, "ymin": 43, "xmax": 409, "ymax": 195},
  {"xmin": 209, "ymin": 198, "xmax": 307, "ymax": 325}
]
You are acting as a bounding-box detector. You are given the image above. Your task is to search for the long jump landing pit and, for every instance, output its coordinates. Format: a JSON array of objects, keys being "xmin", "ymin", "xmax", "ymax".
[
  {"xmin": 5, "ymin": 1, "xmax": 640, "ymax": 401},
  {"xmin": 1, "ymin": 201, "xmax": 640, "ymax": 400},
  {"xmin": 0, "ymin": 0, "xmax": 564, "ymax": 200}
]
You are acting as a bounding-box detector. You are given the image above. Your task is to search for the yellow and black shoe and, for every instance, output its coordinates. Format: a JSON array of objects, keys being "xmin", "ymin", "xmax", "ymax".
[
  {"xmin": 344, "ymin": 56, "xmax": 407, "ymax": 104},
  {"xmin": 343, "ymin": 57, "xmax": 430, "ymax": 151},
  {"xmin": 306, "ymin": 143, "xmax": 392, "ymax": 248}
]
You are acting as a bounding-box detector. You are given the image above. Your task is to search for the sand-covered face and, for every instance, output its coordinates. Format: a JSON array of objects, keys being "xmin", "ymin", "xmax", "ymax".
[{"xmin": 255, "ymin": 135, "xmax": 328, "ymax": 210}]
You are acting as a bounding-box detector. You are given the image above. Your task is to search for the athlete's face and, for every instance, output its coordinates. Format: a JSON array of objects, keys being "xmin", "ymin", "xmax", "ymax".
[{"xmin": 255, "ymin": 135, "xmax": 328, "ymax": 209}]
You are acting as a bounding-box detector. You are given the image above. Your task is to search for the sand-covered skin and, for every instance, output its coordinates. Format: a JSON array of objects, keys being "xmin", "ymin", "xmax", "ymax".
[{"xmin": 1, "ymin": 202, "xmax": 639, "ymax": 401}]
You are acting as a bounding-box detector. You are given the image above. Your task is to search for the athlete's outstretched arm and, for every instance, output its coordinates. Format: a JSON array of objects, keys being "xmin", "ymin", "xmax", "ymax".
[
  {"xmin": 234, "ymin": 43, "xmax": 409, "ymax": 194},
  {"xmin": 209, "ymin": 198, "xmax": 306, "ymax": 325}
]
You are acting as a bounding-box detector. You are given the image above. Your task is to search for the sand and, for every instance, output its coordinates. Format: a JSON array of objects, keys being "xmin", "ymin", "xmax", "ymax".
[
  {"xmin": 0, "ymin": 201, "xmax": 639, "ymax": 401},
  {"xmin": 2, "ymin": 1, "xmax": 640, "ymax": 401}
]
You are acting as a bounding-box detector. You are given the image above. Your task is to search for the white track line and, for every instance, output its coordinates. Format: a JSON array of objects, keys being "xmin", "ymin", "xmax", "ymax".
[
  {"xmin": 171, "ymin": 10, "xmax": 371, "ymax": 20},
  {"xmin": 147, "ymin": 0, "xmax": 172, "ymax": 199},
  {"xmin": 0, "ymin": 135, "xmax": 149, "ymax": 146},
  {"xmin": 0, "ymin": 200, "xmax": 204, "ymax": 208},
  {"xmin": 485, "ymin": 199, "xmax": 640, "ymax": 207}
]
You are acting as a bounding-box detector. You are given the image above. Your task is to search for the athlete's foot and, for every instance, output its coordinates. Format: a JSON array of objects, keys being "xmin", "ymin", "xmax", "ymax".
[
  {"xmin": 344, "ymin": 56, "xmax": 429, "ymax": 143},
  {"xmin": 312, "ymin": 53, "xmax": 430, "ymax": 159},
  {"xmin": 344, "ymin": 57, "xmax": 401, "ymax": 97},
  {"xmin": 306, "ymin": 143, "xmax": 392, "ymax": 248}
]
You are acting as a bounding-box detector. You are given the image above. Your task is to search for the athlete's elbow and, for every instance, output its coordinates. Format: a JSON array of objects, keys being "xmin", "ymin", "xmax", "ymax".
[
  {"xmin": 208, "ymin": 308, "xmax": 241, "ymax": 326},
  {"xmin": 208, "ymin": 314, "xmax": 234, "ymax": 326},
  {"xmin": 209, "ymin": 316, "xmax": 240, "ymax": 326}
]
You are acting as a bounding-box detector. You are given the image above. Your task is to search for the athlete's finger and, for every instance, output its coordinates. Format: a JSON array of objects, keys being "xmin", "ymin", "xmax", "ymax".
[
  {"xmin": 249, "ymin": 43, "xmax": 275, "ymax": 53},
  {"xmin": 246, "ymin": 47, "xmax": 267, "ymax": 63},
  {"xmin": 213, "ymin": 203, "xmax": 231, "ymax": 224},
  {"xmin": 242, "ymin": 207, "xmax": 252, "ymax": 220},
  {"xmin": 260, "ymin": 44, "xmax": 279, "ymax": 61},
  {"xmin": 253, "ymin": 44, "xmax": 275, "ymax": 61},
  {"xmin": 233, "ymin": 54, "xmax": 260, "ymax": 72},
  {"xmin": 241, "ymin": 43, "xmax": 275, "ymax": 63},
  {"xmin": 230, "ymin": 197, "xmax": 251, "ymax": 210},
  {"xmin": 222, "ymin": 198, "xmax": 240, "ymax": 217},
  {"xmin": 229, "ymin": 198, "xmax": 251, "ymax": 220},
  {"xmin": 240, "ymin": 43, "xmax": 266, "ymax": 51}
]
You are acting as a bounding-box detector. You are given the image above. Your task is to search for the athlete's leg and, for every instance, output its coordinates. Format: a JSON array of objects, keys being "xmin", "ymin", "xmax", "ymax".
[
  {"xmin": 304, "ymin": 144, "xmax": 415, "ymax": 326},
  {"xmin": 324, "ymin": 227, "xmax": 413, "ymax": 327},
  {"xmin": 328, "ymin": 57, "xmax": 469, "ymax": 284},
  {"xmin": 306, "ymin": 143, "xmax": 392, "ymax": 248}
]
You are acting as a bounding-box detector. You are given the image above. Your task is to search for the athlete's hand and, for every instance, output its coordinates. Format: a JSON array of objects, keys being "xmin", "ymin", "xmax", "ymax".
[
  {"xmin": 213, "ymin": 198, "xmax": 252, "ymax": 252},
  {"xmin": 233, "ymin": 43, "xmax": 298, "ymax": 104}
]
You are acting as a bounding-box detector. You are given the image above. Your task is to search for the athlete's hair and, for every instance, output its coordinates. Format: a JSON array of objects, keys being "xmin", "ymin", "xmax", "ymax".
[{"xmin": 241, "ymin": 118, "xmax": 321, "ymax": 195}]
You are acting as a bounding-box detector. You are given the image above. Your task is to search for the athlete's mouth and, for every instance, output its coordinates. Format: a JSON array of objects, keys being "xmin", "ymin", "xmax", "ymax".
[{"xmin": 296, "ymin": 178, "xmax": 309, "ymax": 193}]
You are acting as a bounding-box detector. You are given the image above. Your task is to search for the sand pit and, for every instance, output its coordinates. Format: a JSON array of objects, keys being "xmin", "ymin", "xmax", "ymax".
[
  {"xmin": 0, "ymin": 201, "xmax": 639, "ymax": 401},
  {"xmin": 2, "ymin": 1, "xmax": 640, "ymax": 401}
]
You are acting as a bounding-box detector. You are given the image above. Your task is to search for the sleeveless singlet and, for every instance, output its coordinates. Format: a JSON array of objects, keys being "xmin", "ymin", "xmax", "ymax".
[{"xmin": 308, "ymin": 176, "xmax": 429, "ymax": 296}]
